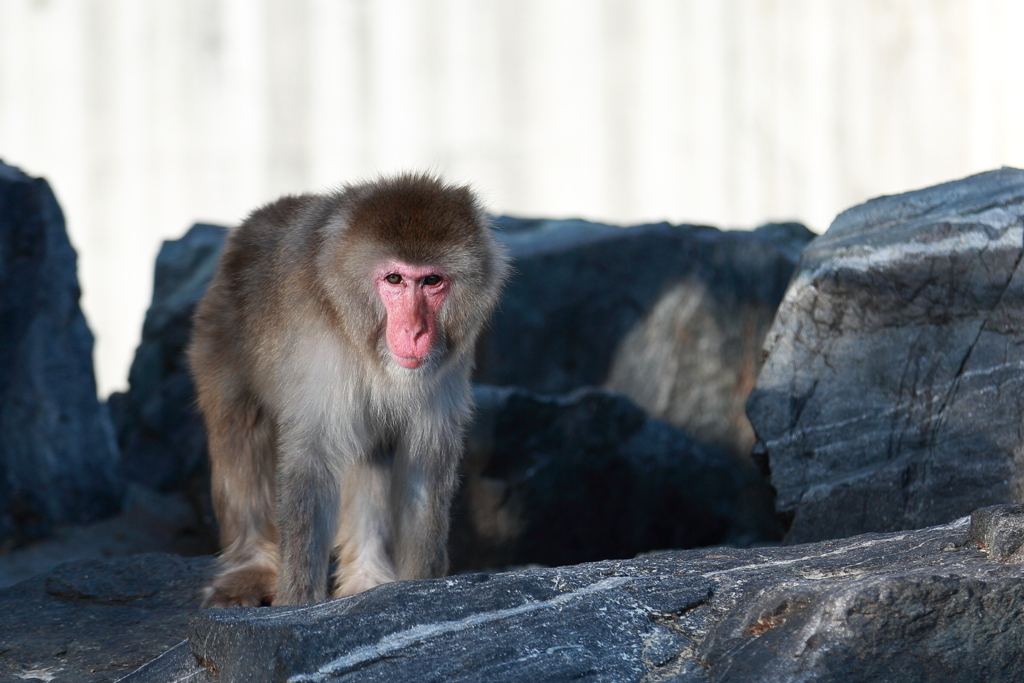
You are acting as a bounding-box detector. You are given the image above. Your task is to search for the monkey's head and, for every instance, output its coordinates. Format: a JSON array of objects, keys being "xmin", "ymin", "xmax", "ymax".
[{"xmin": 318, "ymin": 174, "xmax": 510, "ymax": 371}]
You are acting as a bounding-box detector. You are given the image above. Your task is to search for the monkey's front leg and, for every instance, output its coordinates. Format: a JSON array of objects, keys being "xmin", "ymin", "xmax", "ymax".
[
  {"xmin": 274, "ymin": 436, "xmax": 343, "ymax": 605},
  {"xmin": 390, "ymin": 429, "xmax": 463, "ymax": 580}
]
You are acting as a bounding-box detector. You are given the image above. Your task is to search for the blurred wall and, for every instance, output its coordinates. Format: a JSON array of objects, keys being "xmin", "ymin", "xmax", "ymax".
[{"xmin": 2, "ymin": 0, "xmax": 1024, "ymax": 395}]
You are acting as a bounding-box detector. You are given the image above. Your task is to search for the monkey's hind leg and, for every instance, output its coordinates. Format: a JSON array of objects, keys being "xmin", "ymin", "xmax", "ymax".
[
  {"xmin": 202, "ymin": 397, "xmax": 280, "ymax": 608},
  {"xmin": 332, "ymin": 460, "xmax": 397, "ymax": 598}
]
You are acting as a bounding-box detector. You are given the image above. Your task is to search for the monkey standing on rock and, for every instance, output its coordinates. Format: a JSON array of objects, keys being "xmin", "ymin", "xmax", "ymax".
[{"xmin": 188, "ymin": 174, "xmax": 509, "ymax": 607}]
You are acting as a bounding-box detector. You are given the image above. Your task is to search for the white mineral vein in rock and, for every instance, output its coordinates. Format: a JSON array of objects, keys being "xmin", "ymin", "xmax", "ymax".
[
  {"xmin": 288, "ymin": 576, "xmax": 633, "ymax": 682},
  {"xmin": 702, "ymin": 516, "xmax": 969, "ymax": 579},
  {"xmin": 808, "ymin": 226, "xmax": 1022, "ymax": 279},
  {"xmin": 958, "ymin": 360, "xmax": 1024, "ymax": 381},
  {"xmin": 110, "ymin": 645, "xmax": 202, "ymax": 683}
]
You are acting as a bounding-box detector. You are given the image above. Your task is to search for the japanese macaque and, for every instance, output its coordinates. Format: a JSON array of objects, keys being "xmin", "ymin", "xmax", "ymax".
[{"xmin": 188, "ymin": 174, "xmax": 509, "ymax": 607}]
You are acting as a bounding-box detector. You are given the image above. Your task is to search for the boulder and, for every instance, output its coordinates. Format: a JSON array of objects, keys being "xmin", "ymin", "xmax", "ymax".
[
  {"xmin": 124, "ymin": 505, "xmax": 1024, "ymax": 683},
  {"xmin": 0, "ymin": 484, "xmax": 216, "ymax": 590},
  {"xmin": 482, "ymin": 218, "xmax": 814, "ymax": 457},
  {"xmin": 449, "ymin": 385, "xmax": 780, "ymax": 572},
  {"xmin": 0, "ymin": 553, "xmax": 213, "ymax": 682},
  {"xmin": 0, "ymin": 161, "xmax": 121, "ymax": 546},
  {"xmin": 109, "ymin": 223, "xmax": 226, "ymax": 494},
  {"xmin": 110, "ymin": 217, "xmax": 813, "ymax": 498},
  {"xmin": 2, "ymin": 383, "xmax": 776, "ymax": 586},
  {"xmin": 747, "ymin": 167, "xmax": 1024, "ymax": 544},
  {"xmin": 106, "ymin": 218, "xmax": 796, "ymax": 563}
]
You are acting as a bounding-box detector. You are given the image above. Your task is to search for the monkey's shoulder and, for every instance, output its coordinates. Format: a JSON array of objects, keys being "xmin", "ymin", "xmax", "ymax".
[{"xmin": 221, "ymin": 194, "xmax": 326, "ymax": 279}]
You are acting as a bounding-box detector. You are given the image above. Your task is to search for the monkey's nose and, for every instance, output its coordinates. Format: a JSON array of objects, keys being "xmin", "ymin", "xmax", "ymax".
[{"xmin": 385, "ymin": 299, "xmax": 436, "ymax": 367}]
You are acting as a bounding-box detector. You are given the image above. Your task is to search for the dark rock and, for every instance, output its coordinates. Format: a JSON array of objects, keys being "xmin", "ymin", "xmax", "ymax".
[
  {"xmin": 481, "ymin": 218, "xmax": 813, "ymax": 457},
  {"xmin": 107, "ymin": 218, "xmax": 796, "ymax": 564},
  {"xmin": 0, "ymin": 484, "xmax": 217, "ymax": 589},
  {"xmin": 969, "ymin": 504, "xmax": 1024, "ymax": 562},
  {"xmin": 747, "ymin": 167, "xmax": 1024, "ymax": 544},
  {"xmin": 0, "ymin": 160, "xmax": 121, "ymax": 546},
  {"xmin": 449, "ymin": 385, "xmax": 781, "ymax": 572},
  {"xmin": 111, "ymin": 223, "xmax": 226, "ymax": 493},
  {"xmin": 112, "ymin": 216, "xmax": 810, "ymax": 500},
  {"xmin": 119, "ymin": 642, "xmax": 211, "ymax": 683},
  {"xmin": 0, "ymin": 553, "xmax": 213, "ymax": 682},
  {"xmin": 127, "ymin": 506, "xmax": 1024, "ymax": 683}
]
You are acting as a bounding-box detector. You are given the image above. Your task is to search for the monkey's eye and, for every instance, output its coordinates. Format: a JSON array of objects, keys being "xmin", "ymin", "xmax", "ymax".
[
  {"xmin": 423, "ymin": 274, "xmax": 442, "ymax": 286},
  {"xmin": 385, "ymin": 273, "xmax": 402, "ymax": 284}
]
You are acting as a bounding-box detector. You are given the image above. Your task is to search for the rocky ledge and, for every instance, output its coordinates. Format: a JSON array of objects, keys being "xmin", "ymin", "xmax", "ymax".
[
  {"xmin": 747, "ymin": 167, "xmax": 1024, "ymax": 544},
  {"xmin": 111, "ymin": 504, "xmax": 1024, "ymax": 683},
  {"xmin": 0, "ymin": 553, "xmax": 213, "ymax": 682}
]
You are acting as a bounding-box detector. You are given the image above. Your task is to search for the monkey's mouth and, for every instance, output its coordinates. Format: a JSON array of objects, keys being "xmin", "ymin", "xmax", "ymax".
[{"xmin": 392, "ymin": 354, "xmax": 426, "ymax": 369}]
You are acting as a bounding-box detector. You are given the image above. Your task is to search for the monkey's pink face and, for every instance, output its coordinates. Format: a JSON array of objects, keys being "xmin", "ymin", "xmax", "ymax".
[{"xmin": 374, "ymin": 261, "xmax": 450, "ymax": 369}]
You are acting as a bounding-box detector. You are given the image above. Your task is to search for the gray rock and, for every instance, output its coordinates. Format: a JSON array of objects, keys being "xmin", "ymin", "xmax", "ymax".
[
  {"xmin": 0, "ymin": 484, "xmax": 216, "ymax": 589},
  {"xmin": 110, "ymin": 222, "xmax": 226, "ymax": 493},
  {"xmin": 450, "ymin": 385, "xmax": 780, "ymax": 572},
  {"xmin": 3, "ymin": 383, "xmax": 776, "ymax": 589},
  {"xmin": 117, "ymin": 642, "xmax": 209, "ymax": 683},
  {"xmin": 106, "ymin": 218, "xmax": 794, "ymax": 566},
  {"xmin": 112, "ymin": 217, "xmax": 812, "ymax": 500},
  {"xmin": 0, "ymin": 552, "xmax": 213, "ymax": 682},
  {"xmin": 747, "ymin": 167, "xmax": 1024, "ymax": 543},
  {"xmin": 0, "ymin": 160, "xmax": 121, "ymax": 546},
  {"xmin": 483, "ymin": 218, "xmax": 813, "ymax": 458},
  {"xmin": 125, "ymin": 505, "xmax": 1024, "ymax": 683},
  {"xmin": 968, "ymin": 503, "xmax": 1024, "ymax": 562}
]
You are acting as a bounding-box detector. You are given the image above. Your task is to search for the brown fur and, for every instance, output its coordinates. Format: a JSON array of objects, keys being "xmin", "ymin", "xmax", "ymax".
[{"xmin": 189, "ymin": 174, "xmax": 509, "ymax": 607}]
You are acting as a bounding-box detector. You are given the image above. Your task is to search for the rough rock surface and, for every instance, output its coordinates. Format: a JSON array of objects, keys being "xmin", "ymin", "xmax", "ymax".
[
  {"xmin": 126, "ymin": 505, "xmax": 1024, "ymax": 683},
  {"xmin": 0, "ymin": 484, "xmax": 215, "ymax": 589},
  {"xmin": 101, "ymin": 215, "xmax": 787, "ymax": 566},
  {"xmin": 109, "ymin": 223, "xmax": 226, "ymax": 494},
  {"xmin": 482, "ymin": 217, "xmax": 814, "ymax": 457},
  {"xmin": 748, "ymin": 167, "xmax": 1024, "ymax": 544},
  {"xmin": 449, "ymin": 385, "xmax": 780, "ymax": 572},
  {"xmin": 0, "ymin": 160, "xmax": 121, "ymax": 546},
  {"xmin": 0, "ymin": 553, "xmax": 213, "ymax": 682},
  {"xmin": 1, "ymin": 384, "xmax": 779, "ymax": 587},
  {"xmin": 108, "ymin": 217, "xmax": 812, "ymax": 497}
]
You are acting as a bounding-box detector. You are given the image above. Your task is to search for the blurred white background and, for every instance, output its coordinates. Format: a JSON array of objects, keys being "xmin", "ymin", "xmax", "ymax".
[{"xmin": 2, "ymin": 0, "xmax": 1024, "ymax": 396}]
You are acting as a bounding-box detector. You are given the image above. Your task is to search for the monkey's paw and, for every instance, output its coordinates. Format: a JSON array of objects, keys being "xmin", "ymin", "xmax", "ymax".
[{"xmin": 201, "ymin": 566, "xmax": 277, "ymax": 608}]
